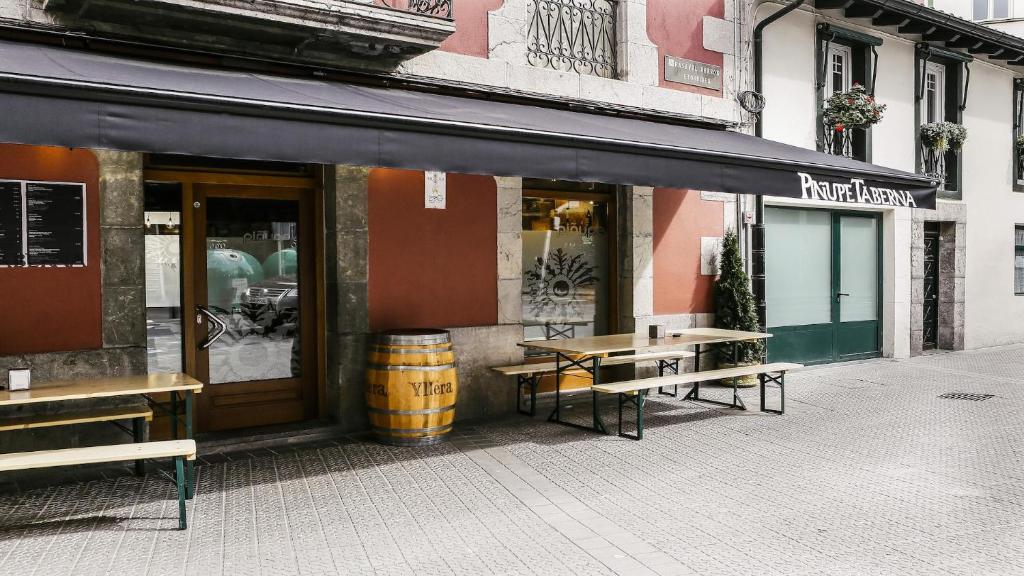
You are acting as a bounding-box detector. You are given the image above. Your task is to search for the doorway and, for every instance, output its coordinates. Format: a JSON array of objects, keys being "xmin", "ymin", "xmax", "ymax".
[
  {"xmin": 144, "ymin": 164, "xmax": 322, "ymax": 433},
  {"xmin": 923, "ymin": 223, "xmax": 940, "ymax": 350},
  {"xmin": 764, "ymin": 207, "xmax": 881, "ymax": 365}
]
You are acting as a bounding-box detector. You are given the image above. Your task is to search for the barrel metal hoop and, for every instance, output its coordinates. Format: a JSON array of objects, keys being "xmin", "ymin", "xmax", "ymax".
[
  {"xmin": 367, "ymin": 405, "xmax": 455, "ymax": 416},
  {"xmin": 367, "ymin": 363, "xmax": 455, "ymax": 372},
  {"xmin": 375, "ymin": 330, "xmax": 451, "ymax": 345},
  {"xmin": 372, "ymin": 424, "xmax": 453, "ymax": 434},
  {"xmin": 369, "ymin": 345, "xmax": 453, "ymax": 354}
]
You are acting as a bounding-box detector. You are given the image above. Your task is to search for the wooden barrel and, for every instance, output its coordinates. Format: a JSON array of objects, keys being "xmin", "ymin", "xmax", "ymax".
[{"xmin": 366, "ymin": 329, "xmax": 458, "ymax": 446}]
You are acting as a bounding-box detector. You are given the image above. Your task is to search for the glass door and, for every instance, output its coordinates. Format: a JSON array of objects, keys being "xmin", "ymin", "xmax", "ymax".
[
  {"xmin": 766, "ymin": 208, "xmax": 880, "ymax": 364},
  {"xmin": 192, "ymin": 184, "xmax": 317, "ymax": 432}
]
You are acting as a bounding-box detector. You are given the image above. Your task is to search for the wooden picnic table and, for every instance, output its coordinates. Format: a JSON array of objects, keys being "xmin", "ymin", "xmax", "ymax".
[
  {"xmin": 0, "ymin": 372, "xmax": 203, "ymax": 494},
  {"xmin": 517, "ymin": 328, "xmax": 772, "ymax": 433}
]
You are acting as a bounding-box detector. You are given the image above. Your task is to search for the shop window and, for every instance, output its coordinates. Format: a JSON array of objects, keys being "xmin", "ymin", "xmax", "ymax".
[
  {"xmin": 1016, "ymin": 226, "xmax": 1024, "ymax": 295},
  {"xmin": 816, "ymin": 24, "xmax": 882, "ymax": 162},
  {"xmin": 521, "ymin": 191, "xmax": 612, "ymax": 352},
  {"xmin": 144, "ymin": 182, "xmax": 184, "ymax": 373}
]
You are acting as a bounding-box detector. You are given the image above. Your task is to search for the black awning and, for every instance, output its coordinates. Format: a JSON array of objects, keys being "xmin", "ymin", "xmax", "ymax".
[{"xmin": 0, "ymin": 40, "xmax": 938, "ymax": 209}]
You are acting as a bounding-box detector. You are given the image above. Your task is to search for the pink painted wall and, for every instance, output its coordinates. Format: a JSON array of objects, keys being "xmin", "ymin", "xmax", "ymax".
[
  {"xmin": 375, "ymin": 0, "xmax": 502, "ymax": 58},
  {"xmin": 653, "ymin": 188, "xmax": 723, "ymax": 315},
  {"xmin": 646, "ymin": 0, "xmax": 725, "ymax": 97}
]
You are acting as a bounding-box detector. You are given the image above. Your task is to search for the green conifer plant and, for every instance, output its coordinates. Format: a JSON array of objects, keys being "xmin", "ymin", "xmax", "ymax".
[{"xmin": 713, "ymin": 230, "xmax": 764, "ymax": 368}]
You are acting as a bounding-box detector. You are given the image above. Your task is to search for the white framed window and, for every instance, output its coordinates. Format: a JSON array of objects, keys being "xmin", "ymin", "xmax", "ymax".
[
  {"xmin": 826, "ymin": 44, "xmax": 853, "ymax": 97},
  {"xmin": 921, "ymin": 61, "xmax": 945, "ymax": 124},
  {"xmin": 974, "ymin": 0, "xmax": 1011, "ymax": 20}
]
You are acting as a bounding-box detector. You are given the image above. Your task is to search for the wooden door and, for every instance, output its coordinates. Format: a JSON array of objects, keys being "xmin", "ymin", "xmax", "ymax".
[{"xmin": 191, "ymin": 184, "xmax": 318, "ymax": 431}]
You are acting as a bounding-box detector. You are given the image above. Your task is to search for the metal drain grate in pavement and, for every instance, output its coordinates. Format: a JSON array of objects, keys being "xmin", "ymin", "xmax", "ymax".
[{"xmin": 938, "ymin": 392, "xmax": 995, "ymax": 401}]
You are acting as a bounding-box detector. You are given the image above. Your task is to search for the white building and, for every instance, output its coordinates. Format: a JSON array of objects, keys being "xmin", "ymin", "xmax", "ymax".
[{"xmin": 754, "ymin": 0, "xmax": 1024, "ymax": 363}]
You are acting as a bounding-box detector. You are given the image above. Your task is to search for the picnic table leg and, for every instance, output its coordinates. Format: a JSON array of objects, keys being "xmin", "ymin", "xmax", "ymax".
[
  {"xmin": 591, "ymin": 356, "xmax": 607, "ymax": 434},
  {"xmin": 170, "ymin": 392, "xmax": 179, "ymax": 440},
  {"xmin": 657, "ymin": 359, "xmax": 679, "ymax": 397},
  {"xmin": 132, "ymin": 416, "xmax": 146, "ymax": 476},
  {"xmin": 185, "ymin": 390, "xmax": 195, "ymax": 500},
  {"xmin": 548, "ymin": 353, "xmax": 564, "ymax": 423},
  {"xmin": 175, "ymin": 456, "xmax": 187, "ymax": 531},
  {"xmin": 683, "ymin": 344, "xmax": 702, "ymax": 401},
  {"xmin": 731, "ymin": 342, "xmax": 746, "ymax": 410}
]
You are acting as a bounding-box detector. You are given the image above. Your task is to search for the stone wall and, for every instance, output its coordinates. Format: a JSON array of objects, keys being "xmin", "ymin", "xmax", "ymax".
[
  {"xmin": 0, "ymin": 150, "xmax": 147, "ymax": 454},
  {"xmin": 911, "ymin": 201, "xmax": 967, "ymax": 355}
]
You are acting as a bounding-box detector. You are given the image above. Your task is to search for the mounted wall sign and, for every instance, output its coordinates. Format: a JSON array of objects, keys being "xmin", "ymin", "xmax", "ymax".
[
  {"xmin": 0, "ymin": 179, "xmax": 87, "ymax": 267},
  {"xmin": 424, "ymin": 171, "xmax": 446, "ymax": 209},
  {"xmin": 665, "ymin": 56, "xmax": 722, "ymax": 91}
]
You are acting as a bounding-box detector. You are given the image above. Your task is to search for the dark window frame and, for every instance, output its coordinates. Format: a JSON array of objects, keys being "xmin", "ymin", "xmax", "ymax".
[
  {"xmin": 915, "ymin": 45, "xmax": 971, "ymax": 200},
  {"xmin": 815, "ymin": 24, "xmax": 882, "ymax": 163},
  {"xmin": 1016, "ymin": 225, "xmax": 1024, "ymax": 296},
  {"xmin": 1013, "ymin": 79, "xmax": 1024, "ymax": 192}
]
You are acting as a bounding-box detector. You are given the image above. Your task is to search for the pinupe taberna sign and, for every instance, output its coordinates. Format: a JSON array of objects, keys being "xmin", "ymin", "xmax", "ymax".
[{"xmin": 795, "ymin": 172, "xmax": 933, "ymax": 209}]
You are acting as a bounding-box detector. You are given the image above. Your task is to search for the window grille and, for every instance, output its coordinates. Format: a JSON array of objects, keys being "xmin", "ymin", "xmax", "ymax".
[
  {"xmin": 1015, "ymin": 226, "xmax": 1024, "ymax": 295},
  {"xmin": 527, "ymin": 0, "xmax": 618, "ymax": 79}
]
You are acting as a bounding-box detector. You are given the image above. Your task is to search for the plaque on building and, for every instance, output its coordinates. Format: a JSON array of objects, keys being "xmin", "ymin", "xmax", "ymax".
[
  {"xmin": 664, "ymin": 56, "xmax": 722, "ymax": 91},
  {"xmin": 0, "ymin": 180, "xmax": 86, "ymax": 267},
  {"xmin": 0, "ymin": 181, "xmax": 24, "ymax": 266}
]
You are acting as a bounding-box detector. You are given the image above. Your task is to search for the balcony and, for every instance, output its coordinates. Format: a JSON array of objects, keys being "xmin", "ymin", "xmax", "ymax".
[{"xmin": 43, "ymin": 0, "xmax": 455, "ymax": 69}]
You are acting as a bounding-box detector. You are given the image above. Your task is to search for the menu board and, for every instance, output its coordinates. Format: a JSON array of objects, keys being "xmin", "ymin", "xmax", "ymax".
[
  {"xmin": 0, "ymin": 181, "xmax": 23, "ymax": 266},
  {"xmin": 0, "ymin": 180, "xmax": 86, "ymax": 267}
]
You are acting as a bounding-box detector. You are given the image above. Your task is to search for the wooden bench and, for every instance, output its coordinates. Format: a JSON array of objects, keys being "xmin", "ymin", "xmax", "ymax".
[
  {"xmin": 493, "ymin": 350, "xmax": 695, "ymax": 416},
  {"xmin": 592, "ymin": 362, "xmax": 803, "ymax": 440},
  {"xmin": 0, "ymin": 440, "xmax": 197, "ymax": 530}
]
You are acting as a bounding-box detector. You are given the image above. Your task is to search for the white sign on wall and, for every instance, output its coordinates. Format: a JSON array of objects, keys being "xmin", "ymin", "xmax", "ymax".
[{"xmin": 425, "ymin": 171, "xmax": 446, "ymax": 209}]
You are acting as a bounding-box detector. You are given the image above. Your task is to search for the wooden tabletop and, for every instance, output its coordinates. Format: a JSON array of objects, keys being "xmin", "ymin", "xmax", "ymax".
[
  {"xmin": 518, "ymin": 328, "xmax": 771, "ymax": 356},
  {"xmin": 0, "ymin": 372, "xmax": 203, "ymax": 407}
]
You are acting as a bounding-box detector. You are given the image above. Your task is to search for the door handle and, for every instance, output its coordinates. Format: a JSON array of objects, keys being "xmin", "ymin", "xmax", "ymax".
[
  {"xmin": 196, "ymin": 305, "xmax": 227, "ymax": 350},
  {"xmin": 836, "ymin": 292, "xmax": 850, "ymax": 303}
]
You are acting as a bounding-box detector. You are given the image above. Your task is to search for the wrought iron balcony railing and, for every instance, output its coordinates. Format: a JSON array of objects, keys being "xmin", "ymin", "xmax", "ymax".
[
  {"xmin": 821, "ymin": 125, "xmax": 853, "ymax": 159},
  {"xmin": 527, "ymin": 0, "xmax": 618, "ymax": 79},
  {"xmin": 377, "ymin": 0, "xmax": 453, "ymax": 19}
]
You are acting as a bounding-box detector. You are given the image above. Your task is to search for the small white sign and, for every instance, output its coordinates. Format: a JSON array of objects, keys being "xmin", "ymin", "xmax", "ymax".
[
  {"xmin": 8, "ymin": 368, "xmax": 30, "ymax": 391},
  {"xmin": 425, "ymin": 171, "xmax": 446, "ymax": 209},
  {"xmin": 742, "ymin": 211, "xmax": 755, "ymax": 225}
]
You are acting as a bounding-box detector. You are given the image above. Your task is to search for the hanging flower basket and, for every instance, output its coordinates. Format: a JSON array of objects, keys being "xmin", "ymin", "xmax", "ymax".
[
  {"xmin": 821, "ymin": 83, "xmax": 887, "ymax": 157},
  {"xmin": 920, "ymin": 121, "xmax": 967, "ymax": 181}
]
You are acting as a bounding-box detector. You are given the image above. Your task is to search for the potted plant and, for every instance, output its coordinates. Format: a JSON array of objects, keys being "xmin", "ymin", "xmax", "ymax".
[
  {"xmin": 920, "ymin": 121, "xmax": 967, "ymax": 180},
  {"xmin": 713, "ymin": 230, "xmax": 763, "ymax": 386},
  {"xmin": 822, "ymin": 83, "xmax": 887, "ymax": 157}
]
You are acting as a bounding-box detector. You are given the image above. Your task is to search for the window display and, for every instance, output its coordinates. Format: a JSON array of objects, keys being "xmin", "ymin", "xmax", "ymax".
[{"xmin": 521, "ymin": 194, "xmax": 610, "ymax": 348}]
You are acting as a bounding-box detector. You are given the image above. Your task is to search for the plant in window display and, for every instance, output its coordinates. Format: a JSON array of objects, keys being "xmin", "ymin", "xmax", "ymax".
[
  {"xmin": 822, "ymin": 83, "xmax": 887, "ymax": 157},
  {"xmin": 1016, "ymin": 135, "xmax": 1024, "ymax": 181},
  {"xmin": 713, "ymin": 231, "xmax": 763, "ymax": 386},
  {"xmin": 919, "ymin": 121, "xmax": 967, "ymax": 182}
]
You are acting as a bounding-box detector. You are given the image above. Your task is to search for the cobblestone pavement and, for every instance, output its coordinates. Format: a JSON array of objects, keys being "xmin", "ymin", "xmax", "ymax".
[{"xmin": 3, "ymin": 346, "xmax": 1024, "ymax": 575}]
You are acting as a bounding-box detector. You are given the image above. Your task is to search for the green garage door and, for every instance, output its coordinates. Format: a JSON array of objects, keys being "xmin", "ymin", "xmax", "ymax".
[{"xmin": 765, "ymin": 207, "xmax": 881, "ymax": 365}]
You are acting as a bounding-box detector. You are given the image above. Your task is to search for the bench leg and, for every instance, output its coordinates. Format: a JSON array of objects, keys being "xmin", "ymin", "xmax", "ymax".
[
  {"xmin": 185, "ymin": 391, "xmax": 195, "ymax": 500},
  {"xmin": 657, "ymin": 359, "xmax": 679, "ymax": 397},
  {"xmin": 132, "ymin": 416, "xmax": 146, "ymax": 477},
  {"xmin": 517, "ymin": 375, "xmax": 539, "ymax": 417},
  {"xmin": 760, "ymin": 372, "xmax": 786, "ymax": 415},
  {"xmin": 616, "ymin": 391, "xmax": 646, "ymax": 441},
  {"xmin": 175, "ymin": 456, "xmax": 187, "ymax": 531}
]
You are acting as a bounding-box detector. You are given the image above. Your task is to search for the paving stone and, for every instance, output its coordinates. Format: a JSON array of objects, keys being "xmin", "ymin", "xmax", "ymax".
[{"xmin": 4, "ymin": 347, "xmax": 1024, "ymax": 574}]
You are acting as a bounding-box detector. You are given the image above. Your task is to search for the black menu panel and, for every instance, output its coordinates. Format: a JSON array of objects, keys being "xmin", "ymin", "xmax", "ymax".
[
  {"xmin": 25, "ymin": 183, "xmax": 86, "ymax": 266},
  {"xmin": 0, "ymin": 181, "xmax": 24, "ymax": 266}
]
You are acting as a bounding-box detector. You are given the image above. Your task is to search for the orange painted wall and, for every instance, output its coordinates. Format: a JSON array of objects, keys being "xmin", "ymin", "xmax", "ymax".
[
  {"xmin": 0, "ymin": 144, "xmax": 102, "ymax": 355},
  {"xmin": 647, "ymin": 0, "xmax": 725, "ymax": 96},
  {"xmin": 653, "ymin": 188, "xmax": 723, "ymax": 315},
  {"xmin": 368, "ymin": 168, "xmax": 497, "ymax": 331}
]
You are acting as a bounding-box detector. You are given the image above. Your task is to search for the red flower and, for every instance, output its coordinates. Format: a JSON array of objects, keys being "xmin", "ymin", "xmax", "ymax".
[
  {"xmin": 847, "ymin": 98, "xmax": 854, "ymax": 105},
  {"xmin": 835, "ymin": 123, "xmax": 846, "ymax": 132}
]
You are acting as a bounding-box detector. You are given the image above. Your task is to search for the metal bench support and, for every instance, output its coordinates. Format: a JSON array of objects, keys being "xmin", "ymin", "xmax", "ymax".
[
  {"xmin": 759, "ymin": 372, "xmax": 786, "ymax": 414},
  {"xmin": 616, "ymin": 390, "xmax": 648, "ymax": 441},
  {"xmin": 656, "ymin": 359, "xmax": 680, "ymax": 397},
  {"xmin": 517, "ymin": 374, "xmax": 540, "ymax": 416},
  {"xmin": 175, "ymin": 455, "xmax": 188, "ymax": 530}
]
